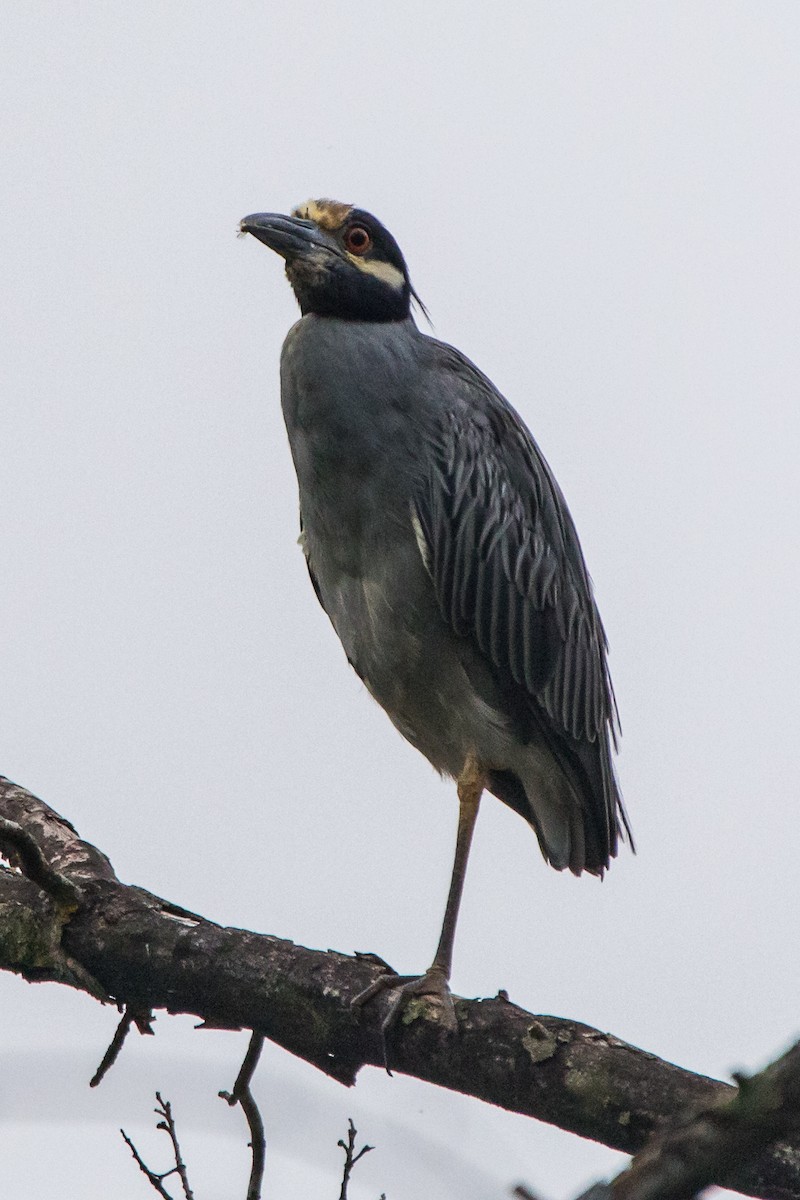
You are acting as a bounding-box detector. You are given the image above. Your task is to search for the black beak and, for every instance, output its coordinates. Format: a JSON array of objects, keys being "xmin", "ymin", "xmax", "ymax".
[{"xmin": 239, "ymin": 212, "xmax": 331, "ymax": 260}]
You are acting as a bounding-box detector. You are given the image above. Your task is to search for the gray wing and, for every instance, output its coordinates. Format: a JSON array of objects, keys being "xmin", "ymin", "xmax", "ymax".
[{"xmin": 413, "ymin": 346, "xmax": 630, "ymax": 860}]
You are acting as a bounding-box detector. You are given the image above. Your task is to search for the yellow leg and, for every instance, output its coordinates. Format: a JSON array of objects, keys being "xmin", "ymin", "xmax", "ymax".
[
  {"xmin": 352, "ymin": 752, "xmax": 486, "ymax": 1049},
  {"xmin": 431, "ymin": 751, "xmax": 484, "ymax": 977}
]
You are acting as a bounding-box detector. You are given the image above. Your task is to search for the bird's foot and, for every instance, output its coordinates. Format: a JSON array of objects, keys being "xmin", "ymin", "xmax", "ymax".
[{"xmin": 352, "ymin": 963, "xmax": 459, "ymax": 1052}]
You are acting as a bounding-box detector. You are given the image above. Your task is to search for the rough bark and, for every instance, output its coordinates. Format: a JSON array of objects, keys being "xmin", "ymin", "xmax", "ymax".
[
  {"xmin": 582, "ymin": 1040, "xmax": 800, "ymax": 1200},
  {"xmin": 0, "ymin": 775, "xmax": 798, "ymax": 1200}
]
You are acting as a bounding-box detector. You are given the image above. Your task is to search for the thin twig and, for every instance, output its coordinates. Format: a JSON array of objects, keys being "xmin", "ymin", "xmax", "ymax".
[
  {"xmin": 219, "ymin": 1032, "xmax": 266, "ymax": 1200},
  {"xmin": 0, "ymin": 815, "xmax": 83, "ymax": 909},
  {"xmin": 121, "ymin": 1094, "xmax": 194, "ymax": 1200},
  {"xmin": 338, "ymin": 1119, "xmax": 375, "ymax": 1200},
  {"xmin": 155, "ymin": 1093, "xmax": 194, "ymax": 1200},
  {"xmin": 121, "ymin": 1128, "xmax": 175, "ymax": 1199},
  {"xmin": 92, "ymin": 1009, "xmax": 134, "ymax": 1087},
  {"xmin": 90, "ymin": 1005, "xmax": 154, "ymax": 1087}
]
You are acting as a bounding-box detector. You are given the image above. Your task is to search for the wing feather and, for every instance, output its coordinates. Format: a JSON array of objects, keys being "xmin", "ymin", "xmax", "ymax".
[{"xmin": 414, "ymin": 349, "xmax": 620, "ymax": 753}]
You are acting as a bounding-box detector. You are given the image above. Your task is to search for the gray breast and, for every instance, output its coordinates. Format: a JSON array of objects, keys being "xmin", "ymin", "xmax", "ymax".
[
  {"xmin": 279, "ymin": 315, "xmax": 504, "ymax": 774},
  {"xmin": 280, "ymin": 314, "xmax": 427, "ymax": 555}
]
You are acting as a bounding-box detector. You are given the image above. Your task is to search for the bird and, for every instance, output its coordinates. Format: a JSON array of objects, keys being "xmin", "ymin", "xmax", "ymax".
[{"xmin": 240, "ymin": 198, "xmax": 632, "ymax": 1034}]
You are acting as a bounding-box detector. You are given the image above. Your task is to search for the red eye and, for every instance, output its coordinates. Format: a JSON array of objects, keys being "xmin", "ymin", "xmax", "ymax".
[{"xmin": 344, "ymin": 225, "xmax": 372, "ymax": 255}]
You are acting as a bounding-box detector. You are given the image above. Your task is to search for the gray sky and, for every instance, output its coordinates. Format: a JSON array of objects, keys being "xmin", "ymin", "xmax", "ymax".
[{"xmin": 2, "ymin": 3, "xmax": 800, "ymax": 1196}]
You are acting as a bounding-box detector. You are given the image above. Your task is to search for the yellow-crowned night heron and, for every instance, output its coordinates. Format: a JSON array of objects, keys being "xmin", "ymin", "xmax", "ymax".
[{"xmin": 241, "ymin": 199, "xmax": 632, "ymax": 1033}]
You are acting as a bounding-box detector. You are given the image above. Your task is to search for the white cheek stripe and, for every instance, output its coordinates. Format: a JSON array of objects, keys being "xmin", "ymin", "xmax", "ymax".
[{"xmin": 352, "ymin": 257, "xmax": 406, "ymax": 291}]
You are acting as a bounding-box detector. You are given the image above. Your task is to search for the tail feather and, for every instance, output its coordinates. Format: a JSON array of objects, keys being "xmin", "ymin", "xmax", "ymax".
[{"xmin": 488, "ymin": 743, "xmax": 630, "ymax": 877}]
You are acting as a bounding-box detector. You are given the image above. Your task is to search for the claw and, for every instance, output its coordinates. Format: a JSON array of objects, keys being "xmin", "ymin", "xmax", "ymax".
[
  {"xmin": 352, "ymin": 965, "xmax": 459, "ymax": 1070},
  {"xmin": 381, "ymin": 967, "xmax": 459, "ymax": 1035}
]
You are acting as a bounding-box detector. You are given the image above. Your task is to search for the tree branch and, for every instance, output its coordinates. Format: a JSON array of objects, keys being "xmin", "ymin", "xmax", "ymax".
[
  {"xmin": 0, "ymin": 815, "xmax": 83, "ymax": 910},
  {"xmin": 1, "ymin": 775, "xmax": 799, "ymax": 1200},
  {"xmin": 577, "ymin": 1038, "xmax": 800, "ymax": 1200},
  {"xmin": 219, "ymin": 1032, "xmax": 267, "ymax": 1200}
]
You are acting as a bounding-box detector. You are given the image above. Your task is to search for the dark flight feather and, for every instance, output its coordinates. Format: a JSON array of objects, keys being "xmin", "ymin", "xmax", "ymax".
[{"xmin": 414, "ymin": 344, "xmax": 632, "ymax": 860}]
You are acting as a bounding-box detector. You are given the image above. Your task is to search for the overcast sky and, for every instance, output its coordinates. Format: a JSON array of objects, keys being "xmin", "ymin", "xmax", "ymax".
[{"xmin": 2, "ymin": 3, "xmax": 800, "ymax": 1197}]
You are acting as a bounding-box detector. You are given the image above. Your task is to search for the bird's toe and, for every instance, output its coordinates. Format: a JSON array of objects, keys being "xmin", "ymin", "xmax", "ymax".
[
  {"xmin": 352, "ymin": 964, "xmax": 459, "ymax": 1072},
  {"xmin": 381, "ymin": 967, "xmax": 459, "ymax": 1036}
]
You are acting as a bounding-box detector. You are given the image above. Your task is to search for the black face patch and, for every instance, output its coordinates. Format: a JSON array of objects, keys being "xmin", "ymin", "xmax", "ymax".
[
  {"xmin": 288, "ymin": 206, "xmax": 413, "ymax": 322},
  {"xmin": 286, "ymin": 255, "xmax": 410, "ymax": 320},
  {"xmin": 346, "ymin": 208, "xmax": 409, "ymax": 278}
]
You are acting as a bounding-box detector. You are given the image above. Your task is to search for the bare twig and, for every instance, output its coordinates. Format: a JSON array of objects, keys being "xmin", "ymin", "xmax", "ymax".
[
  {"xmin": 156, "ymin": 1094, "xmax": 194, "ymax": 1200},
  {"xmin": 220, "ymin": 1032, "xmax": 266, "ymax": 1200},
  {"xmin": 0, "ymin": 815, "xmax": 83, "ymax": 909},
  {"xmin": 93, "ymin": 1009, "xmax": 135, "ymax": 1088},
  {"xmin": 90, "ymin": 1004, "xmax": 155, "ymax": 1087},
  {"xmin": 338, "ymin": 1118, "xmax": 374, "ymax": 1200},
  {"xmin": 121, "ymin": 1094, "xmax": 194, "ymax": 1200},
  {"xmin": 121, "ymin": 1128, "xmax": 175, "ymax": 1200}
]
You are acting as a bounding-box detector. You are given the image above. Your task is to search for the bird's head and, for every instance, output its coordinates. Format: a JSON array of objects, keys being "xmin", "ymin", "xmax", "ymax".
[{"xmin": 240, "ymin": 198, "xmax": 425, "ymax": 322}]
